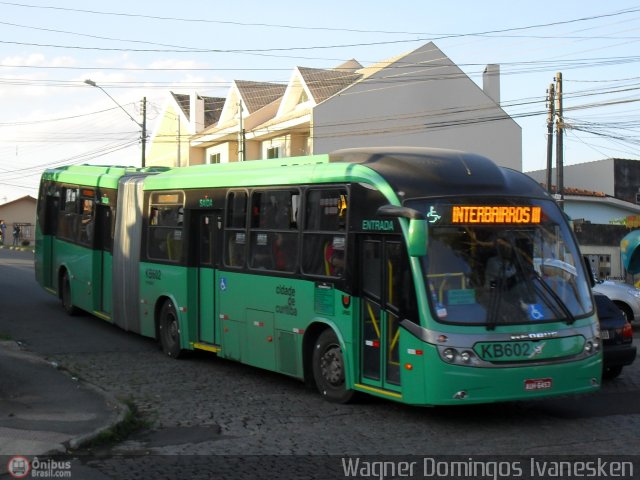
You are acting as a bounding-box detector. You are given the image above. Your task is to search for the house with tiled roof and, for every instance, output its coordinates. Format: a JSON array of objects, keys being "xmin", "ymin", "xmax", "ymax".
[
  {"xmin": 146, "ymin": 92, "xmax": 224, "ymax": 167},
  {"xmin": 187, "ymin": 41, "xmax": 521, "ymax": 170}
]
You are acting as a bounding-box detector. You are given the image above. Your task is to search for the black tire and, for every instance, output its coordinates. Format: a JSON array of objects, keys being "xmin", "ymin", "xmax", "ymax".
[
  {"xmin": 159, "ymin": 300, "xmax": 182, "ymax": 358},
  {"xmin": 312, "ymin": 329, "xmax": 354, "ymax": 403},
  {"xmin": 603, "ymin": 365, "xmax": 623, "ymax": 380},
  {"xmin": 61, "ymin": 271, "xmax": 77, "ymax": 316}
]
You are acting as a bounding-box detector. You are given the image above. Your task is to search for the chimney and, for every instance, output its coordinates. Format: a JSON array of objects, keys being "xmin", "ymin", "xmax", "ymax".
[
  {"xmin": 190, "ymin": 93, "xmax": 204, "ymax": 133},
  {"xmin": 483, "ymin": 64, "xmax": 501, "ymax": 105}
]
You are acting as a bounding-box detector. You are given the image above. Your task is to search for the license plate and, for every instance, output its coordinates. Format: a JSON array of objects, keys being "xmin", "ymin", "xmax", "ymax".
[
  {"xmin": 524, "ymin": 378, "xmax": 553, "ymax": 391},
  {"xmin": 475, "ymin": 341, "xmax": 536, "ymax": 361},
  {"xmin": 600, "ymin": 330, "xmax": 610, "ymax": 340}
]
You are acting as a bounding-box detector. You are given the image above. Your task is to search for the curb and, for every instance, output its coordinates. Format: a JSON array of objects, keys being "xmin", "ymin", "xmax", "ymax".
[{"xmin": 0, "ymin": 245, "xmax": 33, "ymax": 252}]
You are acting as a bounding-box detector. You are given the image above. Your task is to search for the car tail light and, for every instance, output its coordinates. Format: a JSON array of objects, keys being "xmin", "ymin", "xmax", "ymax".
[{"xmin": 622, "ymin": 322, "xmax": 633, "ymax": 340}]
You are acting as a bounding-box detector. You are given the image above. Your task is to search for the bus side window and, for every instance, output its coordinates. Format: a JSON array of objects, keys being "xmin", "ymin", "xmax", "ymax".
[
  {"xmin": 224, "ymin": 191, "xmax": 248, "ymax": 268},
  {"xmin": 248, "ymin": 189, "xmax": 299, "ymax": 273},
  {"xmin": 79, "ymin": 198, "xmax": 95, "ymax": 246},
  {"xmin": 302, "ymin": 188, "xmax": 348, "ymax": 277},
  {"xmin": 147, "ymin": 193, "xmax": 184, "ymax": 263},
  {"xmin": 58, "ymin": 187, "xmax": 79, "ymax": 241}
]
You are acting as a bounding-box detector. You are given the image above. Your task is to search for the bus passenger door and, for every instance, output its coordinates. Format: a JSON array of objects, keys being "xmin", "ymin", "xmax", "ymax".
[
  {"xmin": 94, "ymin": 204, "xmax": 113, "ymax": 315},
  {"xmin": 359, "ymin": 236, "xmax": 405, "ymax": 392},
  {"xmin": 196, "ymin": 211, "xmax": 221, "ymax": 345}
]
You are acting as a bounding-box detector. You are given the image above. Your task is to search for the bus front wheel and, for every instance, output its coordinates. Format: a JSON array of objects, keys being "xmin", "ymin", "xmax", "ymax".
[
  {"xmin": 312, "ymin": 329, "xmax": 354, "ymax": 403},
  {"xmin": 61, "ymin": 271, "xmax": 77, "ymax": 316},
  {"xmin": 159, "ymin": 300, "xmax": 182, "ymax": 358}
]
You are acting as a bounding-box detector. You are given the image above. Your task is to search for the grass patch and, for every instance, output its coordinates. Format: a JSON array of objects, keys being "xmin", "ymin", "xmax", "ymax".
[
  {"xmin": 80, "ymin": 399, "xmax": 151, "ymax": 450},
  {"xmin": 0, "ymin": 333, "xmax": 12, "ymax": 341}
]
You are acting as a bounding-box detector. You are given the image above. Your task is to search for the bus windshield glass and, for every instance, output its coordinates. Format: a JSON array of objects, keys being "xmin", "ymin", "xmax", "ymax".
[{"xmin": 407, "ymin": 197, "xmax": 593, "ymax": 327}]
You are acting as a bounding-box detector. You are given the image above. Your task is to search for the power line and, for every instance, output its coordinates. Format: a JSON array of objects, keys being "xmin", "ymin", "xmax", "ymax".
[{"xmin": 2, "ymin": 1, "xmax": 639, "ymax": 37}]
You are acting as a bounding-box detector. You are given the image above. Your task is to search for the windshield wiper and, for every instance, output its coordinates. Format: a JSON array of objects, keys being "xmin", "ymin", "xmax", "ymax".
[{"xmin": 530, "ymin": 270, "xmax": 576, "ymax": 325}]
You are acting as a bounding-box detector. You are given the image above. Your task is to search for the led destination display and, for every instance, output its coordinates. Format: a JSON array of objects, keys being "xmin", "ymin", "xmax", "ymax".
[{"xmin": 451, "ymin": 205, "xmax": 542, "ymax": 225}]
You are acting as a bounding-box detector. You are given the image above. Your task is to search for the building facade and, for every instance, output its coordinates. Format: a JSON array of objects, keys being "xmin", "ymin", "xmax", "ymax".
[
  {"xmin": 0, "ymin": 195, "xmax": 37, "ymax": 245},
  {"xmin": 148, "ymin": 42, "xmax": 522, "ymax": 171}
]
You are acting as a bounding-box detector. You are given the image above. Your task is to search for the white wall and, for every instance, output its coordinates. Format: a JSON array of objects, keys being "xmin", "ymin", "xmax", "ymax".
[
  {"xmin": 565, "ymin": 201, "xmax": 635, "ymax": 224},
  {"xmin": 312, "ymin": 43, "xmax": 522, "ymax": 171},
  {"xmin": 526, "ymin": 159, "xmax": 616, "ymax": 195}
]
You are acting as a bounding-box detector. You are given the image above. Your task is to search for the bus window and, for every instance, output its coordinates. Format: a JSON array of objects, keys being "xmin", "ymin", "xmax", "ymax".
[
  {"xmin": 57, "ymin": 187, "xmax": 80, "ymax": 241},
  {"xmin": 248, "ymin": 189, "xmax": 299, "ymax": 273},
  {"xmin": 147, "ymin": 192, "xmax": 184, "ymax": 263},
  {"xmin": 79, "ymin": 198, "xmax": 95, "ymax": 246},
  {"xmin": 302, "ymin": 188, "xmax": 347, "ymax": 277},
  {"xmin": 224, "ymin": 191, "xmax": 248, "ymax": 268}
]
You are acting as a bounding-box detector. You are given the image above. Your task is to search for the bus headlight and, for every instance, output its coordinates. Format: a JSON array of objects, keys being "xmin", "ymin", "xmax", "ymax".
[
  {"xmin": 584, "ymin": 338, "xmax": 600, "ymax": 355},
  {"xmin": 439, "ymin": 347, "xmax": 479, "ymax": 366},
  {"xmin": 443, "ymin": 348, "xmax": 456, "ymax": 362}
]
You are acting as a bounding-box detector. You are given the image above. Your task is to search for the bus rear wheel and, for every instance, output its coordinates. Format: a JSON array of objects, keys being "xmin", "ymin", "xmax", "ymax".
[
  {"xmin": 312, "ymin": 329, "xmax": 354, "ymax": 403},
  {"xmin": 61, "ymin": 271, "xmax": 77, "ymax": 316},
  {"xmin": 159, "ymin": 300, "xmax": 182, "ymax": 358}
]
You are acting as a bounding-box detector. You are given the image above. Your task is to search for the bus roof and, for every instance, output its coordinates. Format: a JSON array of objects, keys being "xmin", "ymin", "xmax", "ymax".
[
  {"xmin": 143, "ymin": 147, "xmax": 547, "ymax": 201},
  {"xmin": 328, "ymin": 147, "xmax": 546, "ymax": 199},
  {"xmin": 41, "ymin": 148, "xmax": 547, "ymax": 202},
  {"xmin": 41, "ymin": 165, "xmax": 168, "ymax": 190}
]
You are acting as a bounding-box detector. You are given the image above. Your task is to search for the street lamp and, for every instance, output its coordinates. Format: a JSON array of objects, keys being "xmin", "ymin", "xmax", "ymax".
[{"xmin": 84, "ymin": 79, "xmax": 147, "ymax": 167}]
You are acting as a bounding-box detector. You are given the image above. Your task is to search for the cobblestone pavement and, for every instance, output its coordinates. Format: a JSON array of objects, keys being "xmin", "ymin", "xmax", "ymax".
[
  {"xmin": 52, "ymin": 330, "xmax": 640, "ymax": 478},
  {"xmin": 48, "ymin": 336, "xmax": 640, "ymax": 477},
  {"xmin": 49, "ymin": 342, "xmax": 640, "ymax": 456}
]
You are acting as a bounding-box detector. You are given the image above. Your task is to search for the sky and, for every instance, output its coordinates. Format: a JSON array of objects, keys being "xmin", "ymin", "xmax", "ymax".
[{"xmin": 0, "ymin": 0, "xmax": 639, "ymax": 203}]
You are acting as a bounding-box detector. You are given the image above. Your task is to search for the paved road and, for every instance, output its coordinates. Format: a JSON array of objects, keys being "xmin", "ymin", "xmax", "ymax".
[{"xmin": 1, "ymin": 248, "xmax": 639, "ymax": 478}]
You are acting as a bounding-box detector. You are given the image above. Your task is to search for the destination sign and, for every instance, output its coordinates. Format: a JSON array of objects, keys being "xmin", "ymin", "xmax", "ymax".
[{"xmin": 451, "ymin": 206, "xmax": 542, "ymax": 225}]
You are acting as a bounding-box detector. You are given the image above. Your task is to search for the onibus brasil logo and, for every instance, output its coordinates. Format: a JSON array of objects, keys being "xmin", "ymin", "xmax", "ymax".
[{"xmin": 7, "ymin": 456, "xmax": 72, "ymax": 478}]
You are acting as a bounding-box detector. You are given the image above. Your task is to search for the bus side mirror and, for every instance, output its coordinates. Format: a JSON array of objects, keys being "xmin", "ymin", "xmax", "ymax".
[{"xmin": 376, "ymin": 205, "xmax": 427, "ymax": 257}]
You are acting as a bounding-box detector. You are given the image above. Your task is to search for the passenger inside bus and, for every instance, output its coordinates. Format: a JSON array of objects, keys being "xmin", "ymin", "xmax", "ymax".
[
  {"xmin": 484, "ymin": 236, "xmax": 517, "ymax": 289},
  {"xmin": 324, "ymin": 236, "xmax": 345, "ymax": 276}
]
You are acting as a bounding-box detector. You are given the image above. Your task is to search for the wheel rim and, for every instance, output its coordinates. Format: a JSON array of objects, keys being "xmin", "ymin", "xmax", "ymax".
[
  {"xmin": 164, "ymin": 311, "xmax": 179, "ymax": 346},
  {"xmin": 320, "ymin": 344, "xmax": 344, "ymax": 386}
]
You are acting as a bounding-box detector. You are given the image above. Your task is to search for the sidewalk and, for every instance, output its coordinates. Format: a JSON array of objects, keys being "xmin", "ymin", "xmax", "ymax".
[{"xmin": 0, "ymin": 340, "xmax": 127, "ymax": 458}]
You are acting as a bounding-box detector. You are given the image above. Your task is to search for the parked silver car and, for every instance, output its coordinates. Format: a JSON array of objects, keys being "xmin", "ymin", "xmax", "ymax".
[{"xmin": 593, "ymin": 280, "xmax": 640, "ymax": 323}]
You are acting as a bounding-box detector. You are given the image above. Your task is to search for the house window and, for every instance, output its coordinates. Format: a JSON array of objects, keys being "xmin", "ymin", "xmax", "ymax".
[
  {"xmin": 266, "ymin": 147, "xmax": 280, "ymax": 159},
  {"xmin": 209, "ymin": 153, "xmax": 221, "ymax": 164}
]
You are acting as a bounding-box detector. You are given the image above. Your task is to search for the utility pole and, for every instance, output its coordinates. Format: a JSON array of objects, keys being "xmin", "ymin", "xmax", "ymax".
[
  {"xmin": 546, "ymin": 83, "xmax": 555, "ymax": 194},
  {"xmin": 141, "ymin": 97, "xmax": 147, "ymax": 168},
  {"xmin": 555, "ymin": 72, "xmax": 564, "ymax": 210},
  {"xmin": 84, "ymin": 80, "xmax": 147, "ymax": 168},
  {"xmin": 238, "ymin": 100, "xmax": 245, "ymax": 162},
  {"xmin": 177, "ymin": 114, "xmax": 181, "ymax": 167}
]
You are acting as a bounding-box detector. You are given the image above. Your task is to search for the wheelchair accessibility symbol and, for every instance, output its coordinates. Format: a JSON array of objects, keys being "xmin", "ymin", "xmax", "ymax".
[
  {"xmin": 528, "ymin": 304, "xmax": 545, "ymax": 320},
  {"xmin": 219, "ymin": 277, "xmax": 227, "ymax": 291},
  {"xmin": 426, "ymin": 206, "xmax": 441, "ymax": 224}
]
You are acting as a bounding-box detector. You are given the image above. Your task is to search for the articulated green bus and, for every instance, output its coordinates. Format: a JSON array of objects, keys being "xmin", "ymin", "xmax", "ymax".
[{"xmin": 35, "ymin": 147, "xmax": 601, "ymax": 405}]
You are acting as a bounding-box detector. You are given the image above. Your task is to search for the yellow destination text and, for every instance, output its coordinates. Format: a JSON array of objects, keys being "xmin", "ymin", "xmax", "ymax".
[{"xmin": 452, "ymin": 206, "xmax": 542, "ymax": 224}]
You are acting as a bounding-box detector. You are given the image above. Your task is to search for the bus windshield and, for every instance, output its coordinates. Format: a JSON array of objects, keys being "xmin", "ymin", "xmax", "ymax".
[{"xmin": 407, "ymin": 197, "xmax": 593, "ymax": 327}]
